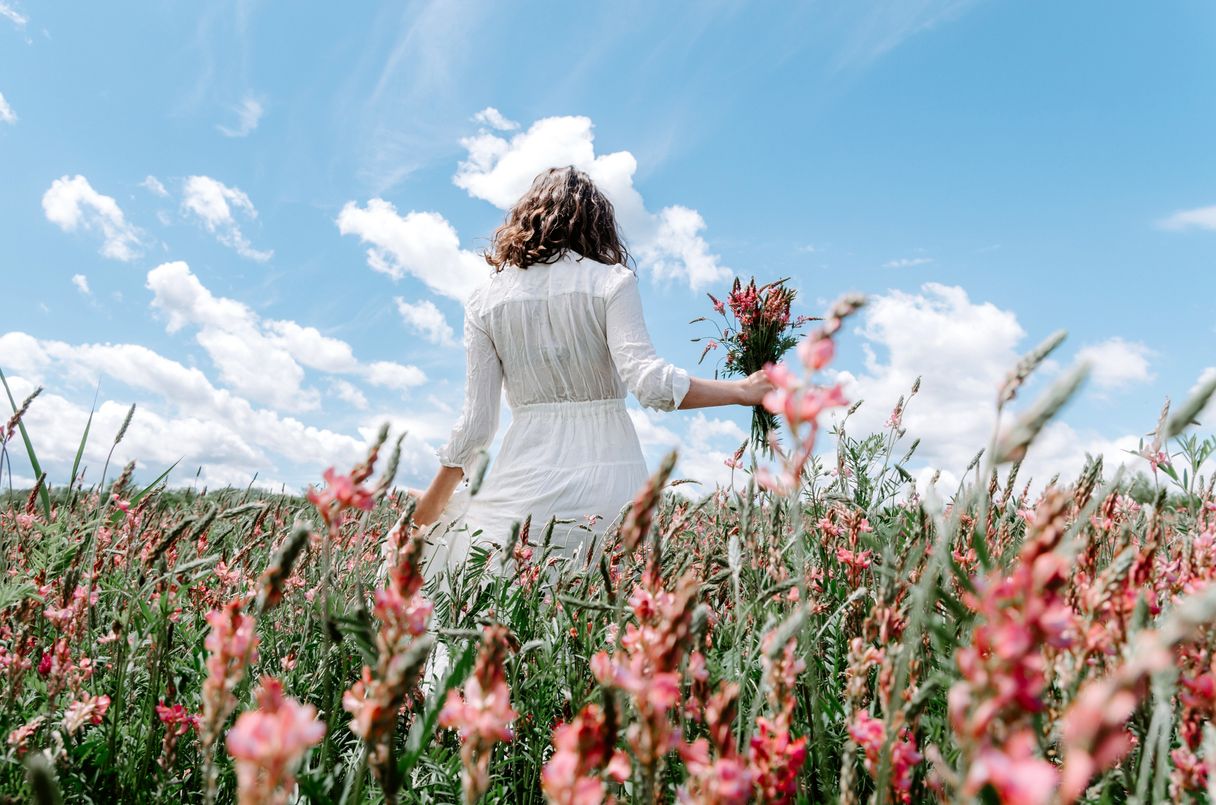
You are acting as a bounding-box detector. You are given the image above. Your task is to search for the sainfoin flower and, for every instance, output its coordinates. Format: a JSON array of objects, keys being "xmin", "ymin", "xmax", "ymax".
[
  {"xmin": 61, "ymin": 693, "xmax": 111, "ymax": 735},
  {"xmin": 440, "ymin": 624, "xmax": 518, "ymax": 804},
  {"xmin": 343, "ymin": 509, "xmax": 434, "ymax": 800},
  {"xmin": 542, "ymin": 702, "xmax": 625, "ymax": 805},
  {"xmin": 847, "ymin": 710, "xmax": 922, "ymax": 804},
  {"xmin": 226, "ymin": 677, "xmax": 325, "ymax": 805}
]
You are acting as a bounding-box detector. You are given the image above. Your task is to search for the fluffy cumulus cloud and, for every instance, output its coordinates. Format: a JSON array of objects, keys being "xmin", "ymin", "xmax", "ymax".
[
  {"xmin": 828, "ymin": 283, "xmax": 1138, "ymax": 488},
  {"xmin": 1159, "ymin": 205, "xmax": 1216, "ymax": 232},
  {"xmin": 1076, "ymin": 338, "xmax": 1155, "ymax": 390},
  {"xmin": 395, "ymin": 297, "xmax": 456, "ymax": 346},
  {"xmin": 454, "ymin": 114, "xmax": 732, "ymax": 290},
  {"xmin": 630, "ymin": 408, "xmax": 748, "ymax": 494},
  {"xmin": 0, "ymin": 90, "xmax": 15, "ymax": 124},
  {"xmin": 71, "ymin": 274, "xmax": 90, "ymax": 295},
  {"xmin": 146, "ymin": 261, "xmax": 425, "ymax": 411},
  {"xmin": 181, "ymin": 175, "xmax": 273, "ymax": 261},
  {"xmin": 0, "ymin": 334, "xmax": 359, "ymax": 488},
  {"xmin": 335, "ymin": 199, "xmax": 487, "ymax": 301},
  {"xmin": 42, "ymin": 175, "xmax": 143, "ymax": 260},
  {"xmin": 150, "ymin": 264, "xmax": 410, "ymax": 413},
  {"xmin": 0, "ymin": 323, "xmax": 446, "ymax": 489},
  {"xmin": 217, "ymin": 95, "xmax": 265, "ymax": 138}
]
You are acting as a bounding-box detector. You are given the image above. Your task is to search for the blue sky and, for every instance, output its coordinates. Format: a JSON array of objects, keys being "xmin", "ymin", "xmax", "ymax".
[{"xmin": 2, "ymin": 0, "xmax": 1214, "ymax": 492}]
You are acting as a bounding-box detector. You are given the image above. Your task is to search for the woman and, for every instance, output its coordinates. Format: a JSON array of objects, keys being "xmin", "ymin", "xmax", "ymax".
[{"xmin": 413, "ymin": 166, "xmax": 770, "ymax": 577}]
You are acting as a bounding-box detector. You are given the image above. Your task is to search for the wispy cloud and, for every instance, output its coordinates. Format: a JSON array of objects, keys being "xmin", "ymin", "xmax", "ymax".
[
  {"xmin": 832, "ymin": 0, "xmax": 981, "ymax": 71},
  {"xmin": 0, "ymin": 1, "xmax": 27, "ymax": 29},
  {"xmin": 1159, "ymin": 204, "xmax": 1216, "ymax": 232},
  {"xmin": 883, "ymin": 256, "xmax": 933, "ymax": 268},
  {"xmin": 71, "ymin": 274, "xmax": 91, "ymax": 296},
  {"xmin": 141, "ymin": 175, "xmax": 169, "ymax": 197},
  {"xmin": 181, "ymin": 175, "xmax": 273, "ymax": 261},
  {"xmin": 217, "ymin": 94, "xmax": 264, "ymax": 137}
]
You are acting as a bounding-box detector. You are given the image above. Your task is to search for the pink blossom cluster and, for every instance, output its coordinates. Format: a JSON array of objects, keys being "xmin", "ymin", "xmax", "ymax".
[
  {"xmin": 439, "ymin": 624, "xmax": 519, "ymax": 803},
  {"xmin": 226, "ymin": 677, "xmax": 325, "ymax": 805},
  {"xmin": 541, "ymin": 703, "xmax": 630, "ymax": 804},
  {"xmin": 590, "ymin": 570, "xmax": 699, "ymax": 793},
  {"xmin": 947, "ymin": 490, "xmax": 1076, "ymax": 803},
  {"xmin": 847, "ymin": 711, "xmax": 921, "ymax": 804}
]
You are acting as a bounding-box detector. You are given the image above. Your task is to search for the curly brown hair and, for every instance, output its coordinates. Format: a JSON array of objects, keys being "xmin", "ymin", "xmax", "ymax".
[{"xmin": 484, "ymin": 166, "xmax": 631, "ymax": 271}]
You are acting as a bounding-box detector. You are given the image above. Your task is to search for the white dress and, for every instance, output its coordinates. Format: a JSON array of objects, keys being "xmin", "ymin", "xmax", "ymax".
[{"xmin": 423, "ymin": 254, "xmax": 690, "ymax": 578}]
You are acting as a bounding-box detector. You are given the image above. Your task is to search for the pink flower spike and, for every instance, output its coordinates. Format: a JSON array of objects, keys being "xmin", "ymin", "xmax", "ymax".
[
  {"xmin": 798, "ymin": 336, "xmax": 835, "ymax": 372},
  {"xmin": 226, "ymin": 677, "xmax": 325, "ymax": 805}
]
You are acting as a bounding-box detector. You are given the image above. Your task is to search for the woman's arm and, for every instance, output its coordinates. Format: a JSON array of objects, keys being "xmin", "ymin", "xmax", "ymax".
[
  {"xmin": 422, "ymin": 292, "xmax": 503, "ymax": 527},
  {"xmin": 678, "ymin": 371, "xmax": 772, "ymax": 410},
  {"xmin": 412, "ymin": 465, "xmax": 464, "ymax": 527}
]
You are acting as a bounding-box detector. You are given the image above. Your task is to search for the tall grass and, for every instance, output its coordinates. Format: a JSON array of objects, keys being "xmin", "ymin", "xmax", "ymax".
[{"xmin": 2, "ymin": 343, "xmax": 1215, "ymax": 804}]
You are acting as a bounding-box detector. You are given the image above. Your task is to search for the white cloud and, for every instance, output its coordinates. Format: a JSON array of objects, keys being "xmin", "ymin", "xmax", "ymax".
[
  {"xmin": 141, "ymin": 175, "xmax": 169, "ymax": 197},
  {"xmin": 828, "ymin": 282, "xmax": 1137, "ymax": 485},
  {"xmin": 181, "ymin": 175, "xmax": 273, "ymax": 261},
  {"xmin": 330, "ymin": 379, "xmax": 369, "ymax": 410},
  {"xmin": 364, "ymin": 360, "xmax": 426, "ymax": 392},
  {"xmin": 336, "ymin": 198, "xmax": 487, "ymax": 302},
  {"xmin": 264, "ymin": 319, "xmax": 360, "ymax": 374},
  {"xmin": 1159, "ymin": 205, "xmax": 1216, "ymax": 232},
  {"xmin": 0, "ymin": 91, "xmax": 15, "ymax": 125},
  {"xmin": 42, "ymin": 175, "xmax": 142, "ymax": 261},
  {"xmin": 145, "ymin": 260, "xmax": 424, "ymax": 410},
  {"xmin": 883, "ymin": 257, "xmax": 933, "ymax": 268},
  {"xmin": 1076, "ymin": 338, "xmax": 1155, "ymax": 390},
  {"xmin": 472, "ymin": 107, "xmax": 518, "ymax": 131},
  {"xmin": 0, "ymin": 2, "xmax": 26, "ymax": 28},
  {"xmin": 71, "ymin": 274, "xmax": 90, "ymax": 295},
  {"xmin": 453, "ymin": 114, "xmax": 732, "ymax": 290},
  {"xmin": 395, "ymin": 296, "xmax": 456, "ymax": 346},
  {"xmin": 629, "ymin": 408, "xmax": 748, "ymax": 494},
  {"xmin": 217, "ymin": 95, "xmax": 265, "ymax": 138},
  {"xmin": 1, "ymin": 323, "xmax": 455, "ymax": 492}
]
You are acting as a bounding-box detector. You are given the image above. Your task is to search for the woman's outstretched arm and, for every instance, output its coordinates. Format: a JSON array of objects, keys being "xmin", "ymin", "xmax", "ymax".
[{"xmin": 677, "ymin": 370, "xmax": 772, "ymax": 410}]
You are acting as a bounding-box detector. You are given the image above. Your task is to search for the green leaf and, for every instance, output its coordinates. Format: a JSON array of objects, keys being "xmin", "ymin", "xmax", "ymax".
[
  {"xmin": 400, "ymin": 641, "xmax": 476, "ymax": 775},
  {"xmin": 69, "ymin": 383, "xmax": 99, "ymax": 492},
  {"xmin": 1, "ymin": 367, "xmax": 51, "ymax": 518},
  {"xmin": 130, "ymin": 459, "xmax": 181, "ymax": 506}
]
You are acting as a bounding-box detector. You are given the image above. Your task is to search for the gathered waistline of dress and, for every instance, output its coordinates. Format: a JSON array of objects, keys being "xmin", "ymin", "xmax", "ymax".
[{"xmin": 510, "ymin": 397, "xmax": 628, "ymax": 416}]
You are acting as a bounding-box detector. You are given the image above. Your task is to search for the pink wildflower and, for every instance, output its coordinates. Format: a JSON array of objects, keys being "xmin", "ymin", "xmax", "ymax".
[
  {"xmin": 226, "ymin": 677, "xmax": 325, "ymax": 805},
  {"xmin": 542, "ymin": 703, "xmax": 620, "ymax": 805},
  {"xmin": 61, "ymin": 693, "xmax": 111, "ymax": 735},
  {"xmin": 797, "ymin": 336, "xmax": 834, "ymax": 371},
  {"xmin": 440, "ymin": 625, "xmax": 518, "ymax": 804}
]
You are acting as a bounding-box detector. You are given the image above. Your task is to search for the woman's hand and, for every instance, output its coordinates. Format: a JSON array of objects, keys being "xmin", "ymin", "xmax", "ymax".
[{"xmin": 738, "ymin": 370, "xmax": 775, "ymax": 406}]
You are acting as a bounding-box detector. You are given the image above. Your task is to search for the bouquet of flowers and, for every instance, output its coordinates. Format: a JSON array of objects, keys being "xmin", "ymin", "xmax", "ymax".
[{"xmin": 693, "ymin": 276, "xmax": 817, "ymax": 449}]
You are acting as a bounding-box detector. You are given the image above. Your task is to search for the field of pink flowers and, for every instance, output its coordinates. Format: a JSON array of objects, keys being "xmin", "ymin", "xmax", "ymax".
[{"xmin": 3, "ymin": 303, "xmax": 1216, "ymax": 804}]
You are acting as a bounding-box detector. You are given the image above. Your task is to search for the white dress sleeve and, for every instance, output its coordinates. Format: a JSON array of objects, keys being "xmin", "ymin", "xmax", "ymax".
[
  {"xmin": 606, "ymin": 271, "xmax": 691, "ymax": 412},
  {"xmin": 436, "ymin": 301, "xmax": 503, "ymax": 473}
]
